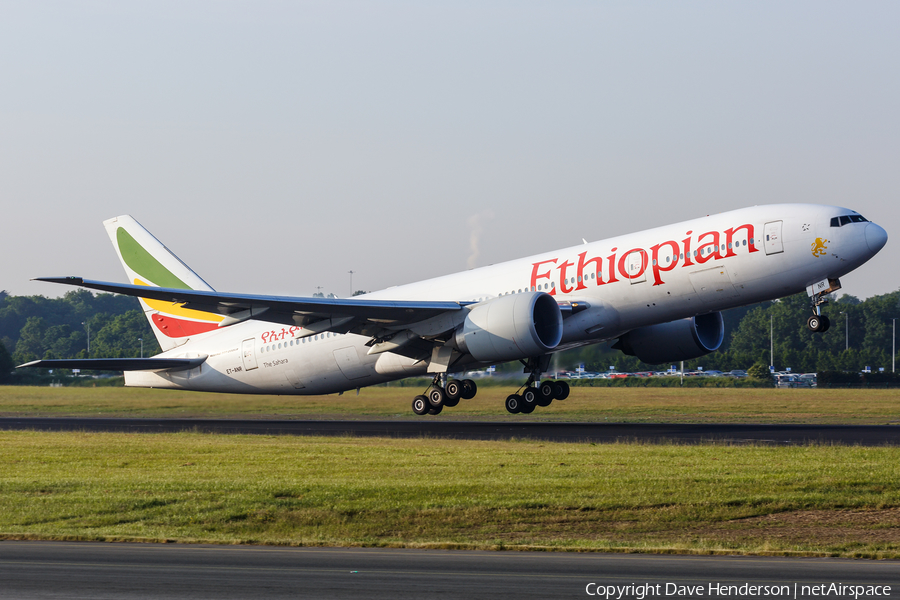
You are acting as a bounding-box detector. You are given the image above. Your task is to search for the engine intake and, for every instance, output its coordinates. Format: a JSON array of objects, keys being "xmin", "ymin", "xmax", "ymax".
[
  {"xmin": 613, "ymin": 312, "xmax": 724, "ymax": 365},
  {"xmin": 454, "ymin": 292, "xmax": 563, "ymax": 362}
]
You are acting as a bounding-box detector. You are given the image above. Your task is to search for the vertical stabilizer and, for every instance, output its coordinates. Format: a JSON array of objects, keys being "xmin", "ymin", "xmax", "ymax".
[{"xmin": 104, "ymin": 216, "xmax": 223, "ymax": 352}]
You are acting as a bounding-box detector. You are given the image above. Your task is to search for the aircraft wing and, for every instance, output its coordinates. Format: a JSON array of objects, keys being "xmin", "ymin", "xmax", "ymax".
[
  {"xmin": 35, "ymin": 277, "xmax": 468, "ymax": 335},
  {"xmin": 17, "ymin": 357, "xmax": 207, "ymax": 372}
]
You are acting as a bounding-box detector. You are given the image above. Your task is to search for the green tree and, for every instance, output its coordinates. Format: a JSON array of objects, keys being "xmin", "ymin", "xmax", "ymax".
[
  {"xmin": 746, "ymin": 361, "xmax": 773, "ymax": 384},
  {"xmin": 0, "ymin": 339, "xmax": 14, "ymax": 382},
  {"xmin": 91, "ymin": 310, "xmax": 160, "ymax": 358},
  {"xmin": 14, "ymin": 316, "xmax": 47, "ymax": 364}
]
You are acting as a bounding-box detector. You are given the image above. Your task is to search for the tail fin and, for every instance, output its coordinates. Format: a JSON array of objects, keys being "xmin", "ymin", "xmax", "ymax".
[{"xmin": 104, "ymin": 215, "xmax": 223, "ymax": 352}]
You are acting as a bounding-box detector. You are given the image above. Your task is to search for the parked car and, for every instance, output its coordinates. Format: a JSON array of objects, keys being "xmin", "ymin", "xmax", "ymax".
[{"xmin": 799, "ymin": 373, "xmax": 817, "ymax": 387}]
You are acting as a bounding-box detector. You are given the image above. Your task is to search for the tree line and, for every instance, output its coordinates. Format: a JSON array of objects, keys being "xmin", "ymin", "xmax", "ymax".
[
  {"xmin": 0, "ymin": 289, "xmax": 159, "ymax": 382},
  {"xmin": 562, "ymin": 290, "xmax": 900, "ymax": 375},
  {"xmin": 1, "ymin": 287, "xmax": 898, "ymax": 384}
]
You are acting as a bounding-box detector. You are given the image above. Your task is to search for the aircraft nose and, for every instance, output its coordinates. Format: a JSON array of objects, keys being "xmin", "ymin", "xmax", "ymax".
[{"xmin": 865, "ymin": 223, "xmax": 888, "ymax": 254}]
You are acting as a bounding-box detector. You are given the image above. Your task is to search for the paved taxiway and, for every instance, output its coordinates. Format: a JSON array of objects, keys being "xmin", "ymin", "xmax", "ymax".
[
  {"xmin": 1, "ymin": 541, "xmax": 898, "ymax": 599},
  {"xmin": 1, "ymin": 417, "xmax": 899, "ymax": 444}
]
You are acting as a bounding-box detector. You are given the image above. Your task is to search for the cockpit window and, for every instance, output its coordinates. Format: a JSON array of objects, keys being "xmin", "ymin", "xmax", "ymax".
[{"xmin": 830, "ymin": 214, "xmax": 869, "ymax": 227}]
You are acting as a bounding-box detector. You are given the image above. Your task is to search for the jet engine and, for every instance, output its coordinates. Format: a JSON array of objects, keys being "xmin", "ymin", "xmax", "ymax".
[
  {"xmin": 454, "ymin": 292, "xmax": 563, "ymax": 362},
  {"xmin": 613, "ymin": 312, "xmax": 724, "ymax": 365}
]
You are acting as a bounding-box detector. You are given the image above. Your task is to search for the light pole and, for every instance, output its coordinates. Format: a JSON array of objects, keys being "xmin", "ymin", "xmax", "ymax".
[
  {"xmin": 839, "ymin": 312, "xmax": 848, "ymax": 351},
  {"xmin": 348, "ymin": 270, "xmax": 355, "ymax": 297},
  {"xmin": 769, "ymin": 313, "xmax": 774, "ymax": 371},
  {"xmin": 139, "ymin": 338, "xmax": 143, "ymax": 359},
  {"xmin": 892, "ymin": 318, "xmax": 896, "ymax": 374},
  {"xmin": 82, "ymin": 321, "xmax": 90, "ymax": 356}
]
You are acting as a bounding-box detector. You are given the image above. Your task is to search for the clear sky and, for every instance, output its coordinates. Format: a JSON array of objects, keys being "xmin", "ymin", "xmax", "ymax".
[{"xmin": 1, "ymin": 1, "xmax": 897, "ymax": 300}]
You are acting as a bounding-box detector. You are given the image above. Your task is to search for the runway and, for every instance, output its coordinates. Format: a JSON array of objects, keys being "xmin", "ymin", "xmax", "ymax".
[
  {"xmin": 1, "ymin": 417, "xmax": 899, "ymax": 444},
  {"xmin": 1, "ymin": 541, "xmax": 897, "ymax": 600}
]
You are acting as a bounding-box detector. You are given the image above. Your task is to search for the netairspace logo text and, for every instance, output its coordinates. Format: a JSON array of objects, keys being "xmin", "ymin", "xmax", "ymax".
[{"xmin": 585, "ymin": 582, "xmax": 892, "ymax": 599}]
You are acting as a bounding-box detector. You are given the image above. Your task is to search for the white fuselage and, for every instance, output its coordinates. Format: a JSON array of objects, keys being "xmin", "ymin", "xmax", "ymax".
[{"xmin": 125, "ymin": 203, "xmax": 884, "ymax": 394}]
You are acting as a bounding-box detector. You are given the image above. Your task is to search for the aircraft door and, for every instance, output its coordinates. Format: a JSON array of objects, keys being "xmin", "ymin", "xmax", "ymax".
[
  {"xmin": 241, "ymin": 338, "xmax": 258, "ymax": 371},
  {"xmin": 764, "ymin": 221, "xmax": 784, "ymax": 255},
  {"xmin": 625, "ymin": 251, "xmax": 647, "ymax": 284}
]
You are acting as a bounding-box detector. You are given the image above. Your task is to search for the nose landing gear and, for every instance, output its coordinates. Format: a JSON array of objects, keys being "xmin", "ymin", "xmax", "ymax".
[{"xmin": 807, "ymin": 278, "xmax": 840, "ymax": 333}]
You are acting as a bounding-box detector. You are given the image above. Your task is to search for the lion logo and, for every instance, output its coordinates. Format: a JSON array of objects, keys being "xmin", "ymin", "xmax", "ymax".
[{"xmin": 811, "ymin": 237, "xmax": 829, "ymax": 257}]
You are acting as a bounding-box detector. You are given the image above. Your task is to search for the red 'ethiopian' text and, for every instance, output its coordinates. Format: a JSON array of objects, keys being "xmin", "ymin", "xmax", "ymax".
[{"xmin": 530, "ymin": 223, "xmax": 758, "ymax": 294}]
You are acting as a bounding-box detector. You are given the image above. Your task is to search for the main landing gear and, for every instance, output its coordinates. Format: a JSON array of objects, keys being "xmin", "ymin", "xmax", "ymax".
[
  {"xmin": 504, "ymin": 355, "xmax": 569, "ymax": 415},
  {"xmin": 412, "ymin": 373, "xmax": 477, "ymax": 416},
  {"xmin": 504, "ymin": 379, "xmax": 569, "ymax": 414},
  {"xmin": 409, "ymin": 356, "xmax": 569, "ymax": 416}
]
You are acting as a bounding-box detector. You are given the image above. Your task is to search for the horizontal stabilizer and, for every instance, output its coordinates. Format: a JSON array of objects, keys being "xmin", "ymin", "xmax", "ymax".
[{"xmin": 17, "ymin": 357, "xmax": 207, "ymax": 373}]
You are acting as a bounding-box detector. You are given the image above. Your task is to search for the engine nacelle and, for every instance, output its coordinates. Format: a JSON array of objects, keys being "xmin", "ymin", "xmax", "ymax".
[
  {"xmin": 613, "ymin": 312, "xmax": 725, "ymax": 365},
  {"xmin": 454, "ymin": 292, "xmax": 563, "ymax": 362}
]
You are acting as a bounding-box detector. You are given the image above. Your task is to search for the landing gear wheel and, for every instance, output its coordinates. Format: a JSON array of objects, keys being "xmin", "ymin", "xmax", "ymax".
[
  {"xmin": 521, "ymin": 387, "xmax": 540, "ymax": 411},
  {"xmin": 444, "ymin": 380, "xmax": 462, "ymax": 407},
  {"xmin": 505, "ymin": 394, "xmax": 522, "ymax": 414},
  {"xmin": 461, "ymin": 379, "xmax": 477, "ymax": 400},
  {"xmin": 427, "ymin": 387, "xmax": 445, "ymax": 408},
  {"xmin": 820, "ymin": 315, "xmax": 831, "ymax": 333},
  {"xmin": 807, "ymin": 315, "xmax": 823, "ymax": 332},
  {"xmin": 412, "ymin": 395, "xmax": 429, "ymax": 416},
  {"xmin": 550, "ymin": 381, "xmax": 564, "ymax": 399},
  {"xmin": 555, "ymin": 380, "xmax": 570, "ymax": 400},
  {"xmin": 539, "ymin": 380, "xmax": 556, "ymax": 399},
  {"xmin": 536, "ymin": 387, "xmax": 553, "ymax": 407},
  {"xmin": 427, "ymin": 404, "xmax": 443, "ymax": 415}
]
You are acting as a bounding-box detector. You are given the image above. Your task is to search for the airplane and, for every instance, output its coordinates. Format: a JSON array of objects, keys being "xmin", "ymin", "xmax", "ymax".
[{"xmin": 19, "ymin": 204, "xmax": 888, "ymax": 415}]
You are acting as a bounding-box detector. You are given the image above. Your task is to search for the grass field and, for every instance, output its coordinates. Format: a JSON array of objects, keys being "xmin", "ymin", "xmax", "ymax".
[
  {"xmin": 2, "ymin": 386, "xmax": 898, "ymax": 557},
  {"xmin": 1, "ymin": 431, "xmax": 899, "ymax": 557},
  {"xmin": 1, "ymin": 385, "xmax": 899, "ymax": 423}
]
